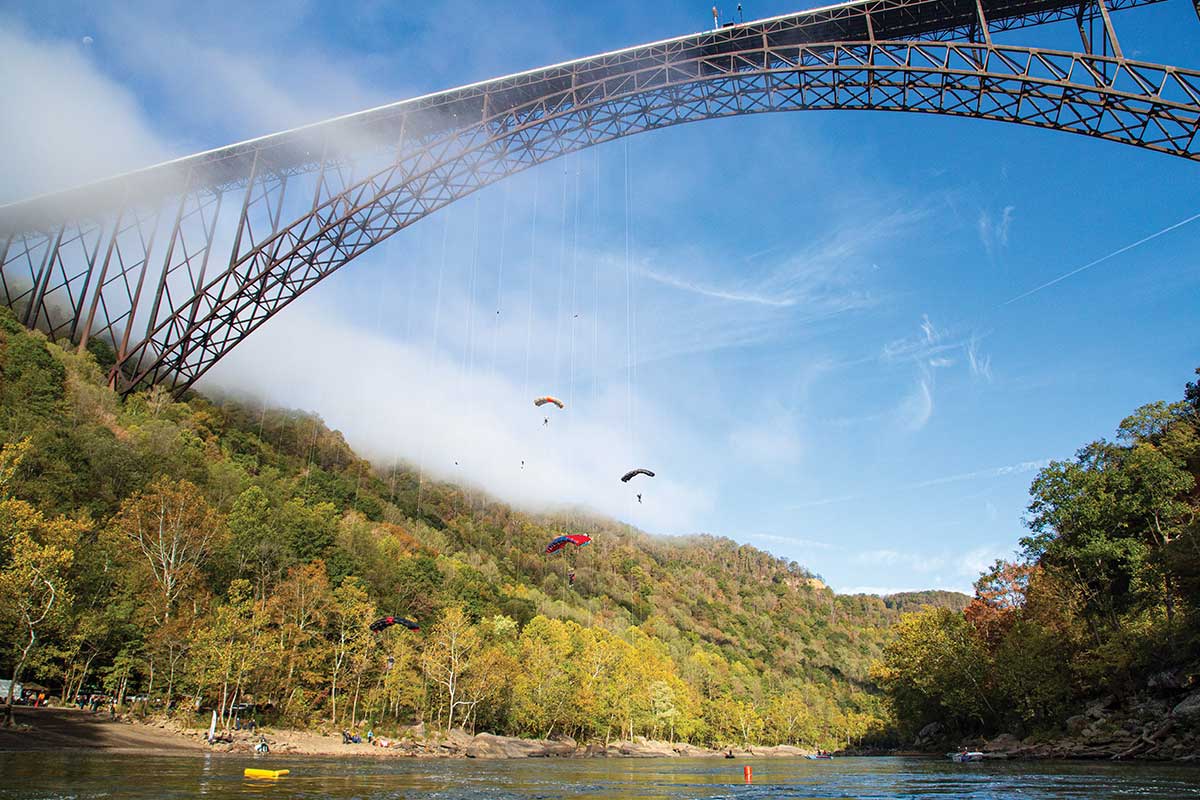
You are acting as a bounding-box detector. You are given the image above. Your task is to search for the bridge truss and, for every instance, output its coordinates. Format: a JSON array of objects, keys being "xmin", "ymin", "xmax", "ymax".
[{"xmin": 1, "ymin": 0, "xmax": 1198, "ymax": 394}]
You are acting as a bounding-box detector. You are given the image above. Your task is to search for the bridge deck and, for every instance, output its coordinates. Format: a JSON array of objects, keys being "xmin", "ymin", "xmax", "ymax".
[{"xmin": 0, "ymin": 0, "xmax": 1164, "ymax": 235}]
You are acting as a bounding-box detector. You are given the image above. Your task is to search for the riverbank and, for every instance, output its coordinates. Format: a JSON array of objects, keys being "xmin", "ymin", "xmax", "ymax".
[
  {"xmin": 0, "ymin": 707, "xmax": 815, "ymax": 760},
  {"xmin": 904, "ymin": 689, "xmax": 1200, "ymax": 763}
]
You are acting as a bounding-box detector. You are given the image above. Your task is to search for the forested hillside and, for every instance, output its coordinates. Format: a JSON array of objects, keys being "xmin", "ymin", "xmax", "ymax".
[
  {"xmin": 875, "ymin": 368, "xmax": 1200, "ymax": 743},
  {"xmin": 0, "ymin": 307, "xmax": 948, "ymax": 748}
]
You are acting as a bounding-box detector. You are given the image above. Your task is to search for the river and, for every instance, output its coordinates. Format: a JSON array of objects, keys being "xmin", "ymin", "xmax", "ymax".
[{"xmin": 1, "ymin": 753, "xmax": 1197, "ymax": 799}]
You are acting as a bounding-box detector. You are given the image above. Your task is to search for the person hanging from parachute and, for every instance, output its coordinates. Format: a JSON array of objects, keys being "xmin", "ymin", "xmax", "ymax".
[
  {"xmin": 370, "ymin": 616, "xmax": 420, "ymax": 671},
  {"xmin": 535, "ymin": 396, "xmax": 564, "ymax": 426},
  {"xmin": 621, "ymin": 468, "xmax": 654, "ymax": 504},
  {"xmin": 546, "ymin": 533, "xmax": 590, "ymax": 590}
]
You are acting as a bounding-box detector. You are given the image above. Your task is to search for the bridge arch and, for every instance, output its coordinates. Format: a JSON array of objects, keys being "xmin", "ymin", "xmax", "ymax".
[{"xmin": 1, "ymin": 0, "xmax": 1198, "ymax": 393}]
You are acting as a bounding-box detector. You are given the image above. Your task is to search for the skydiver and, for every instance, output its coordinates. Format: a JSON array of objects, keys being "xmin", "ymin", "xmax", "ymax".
[
  {"xmin": 543, "ymin": 417, "xmax": 549, "ymax": 426},
  {"xmin": 636, "ymin": 493, "xmax": 643, "ymax": 503},
  {"xmin": 568, "ymin": 570, "xmax": 576, "ymax": 586}
]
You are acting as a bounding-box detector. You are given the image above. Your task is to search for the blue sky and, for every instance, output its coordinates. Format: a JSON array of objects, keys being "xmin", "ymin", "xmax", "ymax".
[{"xmin": 2, "ymin": 0, "xmax": 1199, "ymax": 594}]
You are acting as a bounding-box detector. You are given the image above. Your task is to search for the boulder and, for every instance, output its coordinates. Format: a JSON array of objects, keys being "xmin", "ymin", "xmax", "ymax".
[
  {"xmin": 544, "ymin": 735, "xmax": 576, "ymax": 757},
  {"xmin": 984, "ymin": 734, "xmax": 1022, "ymax": 753},
  {"xmin": 617, "ymin": 739, "xmax": 678, "ymax": 757},
  {"xmin": 583, "ymin": 742, "xmax": 608, "ymax": 757},
  {"xmin": 1066, "ymin": 715, "xmax": 1089, "ymax": 734},
  {"xmin": 1148, "ymin": 671, "xmax": 1185, "ymax": 691},
  {"xmin": 465, "ymin": 733, "xmax": 550, "ymax": 759},
  {"xmin": 435, "ymin": 727, "xmax": 474, "ymax": 754},
  {"xmin": 1086, "ymin": 697, "xmax": 1116, "ymax": 719},
  {"xmin": 1172, "ymin": 692, "xmax": 1200, "ymax": 721},
  {"xmin": 759, "ymin": 744, "xmax": 807, "ymax": 757},
  {"xmin": 914, "ymin": 721, "xmax": 944, "ymax": 747},
  {"xmin": 672, "ymin": 742, "xmax": 717, "ymax": 757}
]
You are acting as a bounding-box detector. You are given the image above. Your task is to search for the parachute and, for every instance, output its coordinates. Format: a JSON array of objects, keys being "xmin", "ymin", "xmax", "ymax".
[
  {"xmin": 620, "ymin": 468, "xmax": 655, "ymax": 483},
  {"xmin": 534, "ymin": 396, "xmax": 565, "ymax": 409},
  {"xmin": 545, "ymin": 533, "xmax": 592, "ymax": 554},
  {"xmin": 369, "ymin": 616, "xmax": 420, "ymax": 632}
]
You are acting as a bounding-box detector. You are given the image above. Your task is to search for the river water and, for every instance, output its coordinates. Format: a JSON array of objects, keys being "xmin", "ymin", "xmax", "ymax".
[{"xmin": 1, "ymin": 753, "xmax": 1197, "ymax": 799}]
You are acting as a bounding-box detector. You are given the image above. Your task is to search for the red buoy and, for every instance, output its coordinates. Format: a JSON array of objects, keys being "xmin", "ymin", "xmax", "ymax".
[{"xmin": 743, "ymin": 765, "xmax": 752, "ymax": 783}]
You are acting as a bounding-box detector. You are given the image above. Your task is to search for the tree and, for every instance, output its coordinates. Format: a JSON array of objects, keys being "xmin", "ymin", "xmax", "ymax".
[
  {"xmin": 419, "ymin": 606, "xmax": 479, "ymax": 731},
  {"xmin": 872, "ymin": 607, "xmax": 994, "ymax": 737},
  {"xmin": 964, "ymin": 560, "xmax": 1034, "ymax": 645},
  {"xmin": 509, "ymin": 616, "xmax": 574, "ymax": 738},
  {"xmin": 267, "ymin": 561, "xmax": 333, "ymax": 721},
  {"xmin": 228, "ymin": 486, "xmax": 292, "ymax": 599},
  {"xmin": 109, "ymin": 477, "xmax": 221, "ymax": 624},
  {"xmin": 328, "ymin": 577, "xmax": 376, "ymax": 726},
  {"xmin": 0, "ymin": 498, "xmax": 76, "ymax": 725}
]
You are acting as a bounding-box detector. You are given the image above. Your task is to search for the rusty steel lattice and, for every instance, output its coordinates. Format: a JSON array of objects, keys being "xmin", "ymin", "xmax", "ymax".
[{"xmin": 1, "ymin": 0, "xmax": 1197, "ymax": 395}]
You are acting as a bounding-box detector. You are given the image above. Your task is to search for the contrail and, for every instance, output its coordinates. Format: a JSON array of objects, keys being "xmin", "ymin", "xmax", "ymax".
[
  {"xmin": 1003, "ymin": 211, "xmax": 1200, "ymax": 306},
  {"xmin": 788, "ymin": 458, "xmax": 1051, "ymax": 509}
]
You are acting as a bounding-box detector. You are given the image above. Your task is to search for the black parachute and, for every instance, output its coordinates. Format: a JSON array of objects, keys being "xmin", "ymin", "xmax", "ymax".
[
  {"xmin": 620, "ymin": 468, "xmax": 655, "ymax": 483},
  {"xmin": 369, "ymin": 616, "xmax": 420, "ymax": 632}
]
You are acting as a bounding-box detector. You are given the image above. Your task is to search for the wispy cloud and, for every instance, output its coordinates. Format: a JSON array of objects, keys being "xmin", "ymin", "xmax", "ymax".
[
  {"xmin": 899, "ymin": 373, "xmax": 934, "ymax": 432},
  {"xmin": 967, "ymin": 335, "xmax": 992, "ymax": 382},
  {"xmin": 978, "ymin": 205, "xmax": 1015, "ymax": 256},
  {"xmin": 1003, "ymin": 210, "xmax": 1200, "ymax": 305}
]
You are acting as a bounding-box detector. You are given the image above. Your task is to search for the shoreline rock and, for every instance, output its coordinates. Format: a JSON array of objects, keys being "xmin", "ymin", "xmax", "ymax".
[{"xmin": 915, "ymin": 688, "xmax": 1200, "ymax": 763}]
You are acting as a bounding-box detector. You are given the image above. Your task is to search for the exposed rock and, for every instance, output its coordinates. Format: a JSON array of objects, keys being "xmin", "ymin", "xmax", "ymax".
[
  {"xmin": 1065, "ymin": 716, "xmax": 1089, "ymax": 735},
  {"xmin": 617, "ymin": 739, "xmax": 678, "ymax": 757},
  {"xmin": 1172, "ymin": 691, "xmax": 1200, "ymax": 721},
  {"xmin": 544, "ymin": 735, "xmax": 576, "ymax": 756},
  {"xmin": 1085, "ymin": 697, "xmax": 1115, "ymax": 719},
  {"xmin": 983, "ymin": 733, "xmax": 1021, "ymax": 752},
  {"xmin": 751, "ymin": 744, "xmax": 808, "ymax": 757},
  {"xmin": 914, "ymin": 721, "xmax": 944, "ymax": 747},
  {"xmin": 672, "ymin": 742, "xmax": 717, "ymax": 757},
  {"xmin": 465, "ymin": 732, "xmax": 550, "ymax": 759},
  {"xmin": 583, "ymin": 742, "xmax": 608, "ymax": 757},
  {"xmin": 1148, "ymin": 671, "xmax": 1185, "ymax": 691}
]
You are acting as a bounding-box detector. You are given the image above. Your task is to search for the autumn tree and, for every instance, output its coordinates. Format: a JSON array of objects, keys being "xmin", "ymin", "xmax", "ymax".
[
  {"xmin": 109, "ymin": 477, "xmax": 221, "ymax": 624},
  {"xmin": 420, "ymin": 606, "xmax": 480, "ymax": 731}
]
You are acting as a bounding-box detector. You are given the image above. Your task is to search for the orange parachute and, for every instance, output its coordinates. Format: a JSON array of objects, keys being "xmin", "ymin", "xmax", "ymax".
[{"xmin": 534, "ymin": 396, "xmax": 565, "ymax": 409}]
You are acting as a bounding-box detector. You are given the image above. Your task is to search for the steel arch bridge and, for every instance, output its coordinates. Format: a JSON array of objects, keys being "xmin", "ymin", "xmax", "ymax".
[{"xmin": 2, "ymin": 0, "xmax": 1199, "ymax": 395}]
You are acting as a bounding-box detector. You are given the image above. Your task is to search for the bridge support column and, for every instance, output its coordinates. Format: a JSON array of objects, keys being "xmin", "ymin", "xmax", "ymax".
[
  {"xmin": 1096, "ymin": 0, "xmax": 1124, "ymax": 59},
  {"xmin": 975, "ymin": 0, "xmax": 993, "ymax": 45},
  {"xmin": 23, "ymin": 225, "xmax": 63, "ymax": 329}
]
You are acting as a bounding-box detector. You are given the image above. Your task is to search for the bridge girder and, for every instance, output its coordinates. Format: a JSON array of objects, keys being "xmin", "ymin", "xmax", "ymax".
[{"xmin": 1, "ymin": 0, "xmax": 1198, "ymax": 395}]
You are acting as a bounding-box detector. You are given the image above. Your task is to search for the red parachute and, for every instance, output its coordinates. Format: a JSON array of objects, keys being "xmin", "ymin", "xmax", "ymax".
[
  {"xmin": 545, "ymin": 533, "xmax": 591, "ymax": 554},
  {"xmin": 534, "ymin": 396, "xmax": 565, "ymax": 409}
]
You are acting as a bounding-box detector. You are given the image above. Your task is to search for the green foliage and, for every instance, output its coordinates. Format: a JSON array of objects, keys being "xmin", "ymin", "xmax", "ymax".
[{"xmin": 0, "ymin": 322, "xmax": 918, "ymax": 745}]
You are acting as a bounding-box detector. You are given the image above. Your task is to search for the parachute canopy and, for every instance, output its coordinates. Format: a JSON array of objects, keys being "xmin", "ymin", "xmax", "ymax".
[
  {"xmin": 545, "ymin": 533, "xmax": 591, "ymax": 554},
  {"xmin": 369, "ymin": 616, "xmax": 420, "ymax": 632},
  {"xmin": 534, "ymin": 396, "xmax": 565, "ymax": 409},
  {"xmin": 620, "ymin": 468, "xmax": 655, "ymax": 483}
]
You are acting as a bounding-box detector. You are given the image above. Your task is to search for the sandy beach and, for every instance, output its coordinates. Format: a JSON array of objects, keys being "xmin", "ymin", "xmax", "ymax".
[{"xmin": 0, "ymin": 706, "xmax": 815, "ymax": 760}]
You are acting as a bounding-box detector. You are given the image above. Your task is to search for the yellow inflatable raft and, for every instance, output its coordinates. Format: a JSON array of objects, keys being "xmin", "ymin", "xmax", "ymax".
[{"xmin": 243, "ymin": 768, "xmax": 289, "ymax": 779}]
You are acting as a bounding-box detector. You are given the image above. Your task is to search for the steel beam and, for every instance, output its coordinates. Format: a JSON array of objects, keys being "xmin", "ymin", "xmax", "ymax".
[{"xmin": 0, "ymin": 0, "xmax": 1194, "ymax": 395}]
